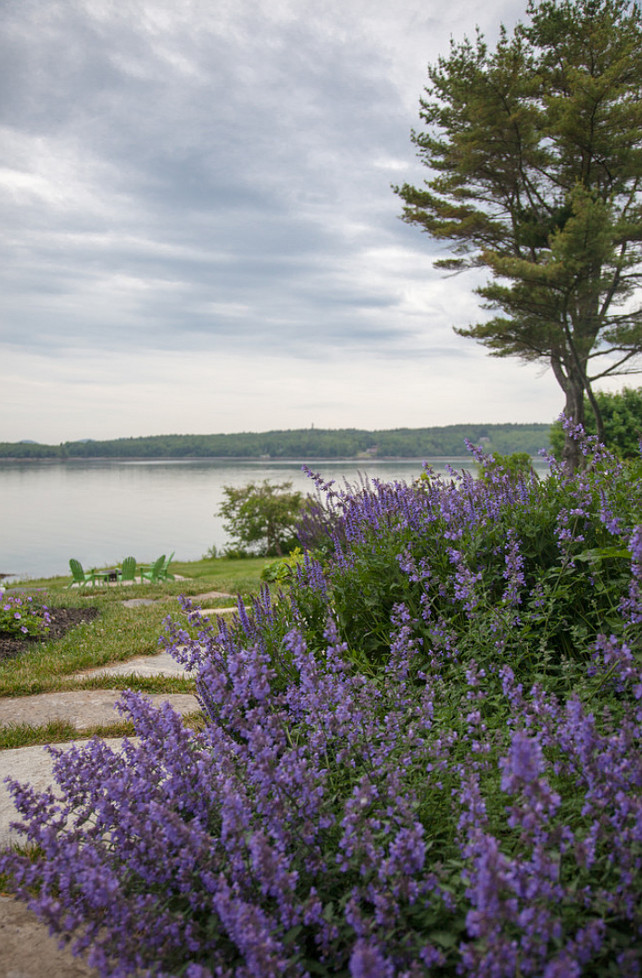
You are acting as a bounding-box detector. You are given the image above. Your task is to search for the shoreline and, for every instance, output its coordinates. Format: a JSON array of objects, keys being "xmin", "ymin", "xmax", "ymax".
[
  {"xmin": 0, "ymin": 453, "xmax": 538, "ymax": 464},
  {"xmin": 0, "ymin": 455, "xmax": 471, "ymax": 465}
]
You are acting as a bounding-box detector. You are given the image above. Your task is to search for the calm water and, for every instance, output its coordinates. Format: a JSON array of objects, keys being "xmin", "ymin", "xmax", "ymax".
[{"xmin": 0, "ymin": 457, "xmax": 544, "ymax": 581}]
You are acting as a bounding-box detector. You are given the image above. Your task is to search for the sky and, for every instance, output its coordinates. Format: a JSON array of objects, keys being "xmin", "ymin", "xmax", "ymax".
[{"xmin": 1, "ymin": 0, "xmax": 621, "ymax": 444}]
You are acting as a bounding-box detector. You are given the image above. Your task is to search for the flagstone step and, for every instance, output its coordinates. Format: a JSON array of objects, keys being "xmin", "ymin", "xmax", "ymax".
[
  {"xmin": 0, "ymin": 737, "xmax": 136, "ymax": 849},
  {"xmin": 0, "ymin": 690, "xmax": 199, "ymax": 732},
  {"xmin": 71, "ymin": 650, "xmax": 191, "ymax": 680},
  {"xmin": 0, "ymin": 894, "xmax": 99, "ymax": 977}
]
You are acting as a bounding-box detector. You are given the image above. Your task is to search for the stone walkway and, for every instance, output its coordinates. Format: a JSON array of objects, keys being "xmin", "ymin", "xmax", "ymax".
[
  {"xmin": 0, "ymin": 894, "xmax": 98, "ymax": 978},
  {"xmin": 0, "ymin": 591, "xmax": 237, "ymax": 977}
]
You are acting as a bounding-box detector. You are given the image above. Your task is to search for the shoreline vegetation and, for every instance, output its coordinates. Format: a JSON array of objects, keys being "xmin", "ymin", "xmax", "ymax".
[{"xmin": 0, "ymin": 422, "xmax": 551, "ymax": 461}]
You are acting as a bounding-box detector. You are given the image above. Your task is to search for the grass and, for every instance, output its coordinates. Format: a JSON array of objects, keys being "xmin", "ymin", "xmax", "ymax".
[
  {"xmin": 0, "ymin": 711, "xmax": 207, "ymax": 751},
  {"xmin": 12, "ymin": 555, "xmax": 270, "ymax": 597},
  {"xmin": 0, "ymin": 555, "xmax": 269, "ymax": 746}
]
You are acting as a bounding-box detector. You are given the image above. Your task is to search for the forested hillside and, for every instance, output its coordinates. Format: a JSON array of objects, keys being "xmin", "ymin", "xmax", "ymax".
[{"xmin": 0, "ymin": 423, "xmax": 551, "ymax": 460}]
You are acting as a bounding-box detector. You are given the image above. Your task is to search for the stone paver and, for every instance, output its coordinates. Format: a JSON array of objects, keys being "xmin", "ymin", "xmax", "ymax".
[
  {"xmin": 0, "ymin": 738, "xmax": 133, "ymax": 847},
  {"xmin": 0, "ymin": 690, "xmax": 199, "ymax": 732},
  {"xmin": 71, "ymin": 651, "xmax": 190, "ymax": 680},
  {"xmin": 191, "ymin": 590, "xmax": 234, "ymax": 601},
  {"xmin": 0, "ymin": 895, "xmax": 99, "ymax": 978},
  {"xmin": 120, "ymin": 590, "xmax": 234, "ymax": 609}
]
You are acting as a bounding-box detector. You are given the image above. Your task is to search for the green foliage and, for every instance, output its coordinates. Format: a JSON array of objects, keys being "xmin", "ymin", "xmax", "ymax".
[
  {"xmin": 477, "ymin": 451, "xmax": 538, "ymax": 482},
  {"xmin": 326, "ymin": 452, "xmax": 641, "ymax": 695},
  {"xmin": 260, "ymin": 547, "xmax": 305, "ymax": 583},
  {"xmin": 551, "ymin": 386, "xmax": 642, "ymax": 458},
  {"xmin": 396, "ymin": 0, "xmax": 642, "ymax": 469},
  {"xmin": 0, "ymin": 593, "xmax": 50, "ymax": 638},
  {"xmin": 0, "ymin": 423, "xmax": 551, "ymax": 460},
  {"xmin": 218, "ymin": 480, "xmax": 305, "ymax": 557}
]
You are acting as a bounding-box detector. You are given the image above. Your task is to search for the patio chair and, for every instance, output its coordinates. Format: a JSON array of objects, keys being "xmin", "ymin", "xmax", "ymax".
[
  {"xmin": 161, "ymin": 551, "xmax": 175, "ymax": 580},
  {"xmin": 68, "ymin": 558, "xmax": 97, "ymax": 588},
  {"xmin": 140, "ymin": 554, "xmax": 166, "ymax": 582},
  {"xmin": 119, "ymin": 556, "xmax": 137, "ymax": 583}
]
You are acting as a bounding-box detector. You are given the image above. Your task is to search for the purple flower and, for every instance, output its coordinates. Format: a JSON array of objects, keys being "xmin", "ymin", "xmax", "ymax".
[
  {"xmin": 349, "ymin": 939, "xmax": 395, "ymax": 978},
  {"xmin": 500, "ymin": 731, "xmax": 545, "ymax": 790}
]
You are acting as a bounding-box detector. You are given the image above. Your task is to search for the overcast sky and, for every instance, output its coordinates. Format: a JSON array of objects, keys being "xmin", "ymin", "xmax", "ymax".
[{"xmin": 1, "ymin": 0, "xmax": 606, "ymax": 443}]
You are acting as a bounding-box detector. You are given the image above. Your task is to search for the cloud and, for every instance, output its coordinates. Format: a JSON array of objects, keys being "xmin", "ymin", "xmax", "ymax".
[
  {"xmin": 0, "ymin": 0, "xmax": 572, "ymax": 442},
  {"xmin": 1, "ymin": 342, "xmax": 564, "ymax": 444}
]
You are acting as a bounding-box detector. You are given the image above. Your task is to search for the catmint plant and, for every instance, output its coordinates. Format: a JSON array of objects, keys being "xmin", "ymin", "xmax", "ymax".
[{"xmin": 2, "ymin": 425, "xmax": 641, "ymax": 976}]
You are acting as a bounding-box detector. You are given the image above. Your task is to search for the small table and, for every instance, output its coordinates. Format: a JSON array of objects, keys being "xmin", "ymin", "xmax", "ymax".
[{"xmin": 99, "ymin": 568, "xmax": 120, "ymax": 583}]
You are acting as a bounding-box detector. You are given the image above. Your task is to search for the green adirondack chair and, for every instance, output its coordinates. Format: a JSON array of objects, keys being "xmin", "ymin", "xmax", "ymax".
[
  {"xmin": 140, "ymin": 554, "xmax": 166, "ymax": 582},
  {"xmin": 68, "ymin": 558, "xmax": 97, "ymax": 588},
  {"xmin": 119, "ymin": 556, "xmax": 137, "ymax": 583},
  {"xmin": 160, "ymin": 552, "xmax": 175, "ymax": 580}
]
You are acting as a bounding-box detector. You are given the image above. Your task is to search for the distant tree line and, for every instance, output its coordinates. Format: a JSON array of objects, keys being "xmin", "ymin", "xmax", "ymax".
[{"xmin": 0, "ymin": 424, "xmax": 551, "ymax": 461}]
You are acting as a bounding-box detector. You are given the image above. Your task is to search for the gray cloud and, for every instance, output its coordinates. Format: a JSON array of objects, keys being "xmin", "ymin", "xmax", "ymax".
[{"xmin": 0, "ymin": 0, "xmax": 567, "ymax": 441}]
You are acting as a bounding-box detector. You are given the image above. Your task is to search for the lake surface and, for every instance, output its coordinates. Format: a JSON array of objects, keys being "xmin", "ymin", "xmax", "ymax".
[{"xmin": 0, "ymin": 457, "xmax": 547, "ymax": 581}]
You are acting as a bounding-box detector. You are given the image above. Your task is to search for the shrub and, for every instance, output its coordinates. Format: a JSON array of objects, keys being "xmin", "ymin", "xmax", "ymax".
[
  {"xmin": 550, "ymin": 386, "xmax": 642, "ymax": 459},
  {"xmin": 476, "ymin": 451, "xmax": 537, "ymax": 482},
  {"xmin": 322, "ymin": 437, "xmax": 640, "ymax": 686},
  {"xmin": 219, "ymin": 480, "xmax": 306, "ymax": 557},
  {"xmin": 0, "ymin": 592, "xmax": 51, "ymax": 639},
  {"xmin": 260, "ymin": 547, "xmax": 305, "ymax": 584},
  {"xmin": 2, "ymin": 427, "xmax": 642, "ymax": 977}
]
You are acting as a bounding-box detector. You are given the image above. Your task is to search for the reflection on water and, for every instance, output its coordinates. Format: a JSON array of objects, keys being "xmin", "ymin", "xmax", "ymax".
[{"xmin": 0, "ymin": 457, "xmax": 548, "ymax": 580}]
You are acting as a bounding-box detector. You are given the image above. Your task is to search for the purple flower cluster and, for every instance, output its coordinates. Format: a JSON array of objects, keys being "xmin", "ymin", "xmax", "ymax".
[
  {"xmin": 0, "ymin": 591, "xmax": 51, "ymax": 637},
  {"xmin": 2, "ymin": 431, "xmax": 642, "ymax": 976}
]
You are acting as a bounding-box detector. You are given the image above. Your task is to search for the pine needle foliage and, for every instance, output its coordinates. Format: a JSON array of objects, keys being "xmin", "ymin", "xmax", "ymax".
[{"xmin": 396, "ymin": 0, "xmax": 642, "ymax": 470}]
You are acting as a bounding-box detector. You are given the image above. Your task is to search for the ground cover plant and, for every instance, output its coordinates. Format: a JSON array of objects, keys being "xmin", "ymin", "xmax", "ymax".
[
  {"xmin": 0, "ymin": 592, "xmax": 52, "ymax": 646},
  {"xmin": 1, "ymin": 426, "xmax": 641, "ymax": 976}
]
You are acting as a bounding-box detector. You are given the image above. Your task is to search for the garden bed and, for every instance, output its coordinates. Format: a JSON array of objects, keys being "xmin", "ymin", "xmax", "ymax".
[{"xmin": 0, "ymin": 606, "xmax": 99, "ymax": 662}]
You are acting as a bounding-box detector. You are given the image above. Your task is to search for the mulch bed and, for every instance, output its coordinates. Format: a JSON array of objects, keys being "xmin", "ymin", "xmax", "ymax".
[{"xmin": 0, "ymin": 606, "xmax": 100, "ymax": 663}]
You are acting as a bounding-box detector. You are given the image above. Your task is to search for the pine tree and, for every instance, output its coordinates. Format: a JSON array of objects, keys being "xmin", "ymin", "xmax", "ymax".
[{"xmin": 396, "ymin": 0, "xmax": 642, "ymax": 469}]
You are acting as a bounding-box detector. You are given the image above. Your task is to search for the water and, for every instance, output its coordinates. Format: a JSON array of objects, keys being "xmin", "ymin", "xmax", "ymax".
[{"xmin": 0, "ymin": 457, "xmax": 546, "ymax": 581}]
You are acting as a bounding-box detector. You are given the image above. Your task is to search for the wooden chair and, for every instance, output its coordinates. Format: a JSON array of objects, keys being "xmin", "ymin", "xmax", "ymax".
[
  {"xmin": 68, "ymin": 558, "xmax": 97, "ymax": 588},
  {"xmin": 160, "ymin": 552, "xmax": 175, "ymax": 580},
  {"xmin": 119, "ymin": 556, "xmax": 137, "ymax": 583},
  {"xmin": 140, "ymin": 555, "xmax": 166, "ymax": 582}
]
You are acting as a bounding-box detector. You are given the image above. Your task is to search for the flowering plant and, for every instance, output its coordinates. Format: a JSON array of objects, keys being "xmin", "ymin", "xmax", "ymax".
[
  {"xmin": 1, "ymin": 426, "xmax": 641, "ymax": 977},
  {"xmin": 0, "ymin": 591, "xmax": 51, "ymax": 638}
]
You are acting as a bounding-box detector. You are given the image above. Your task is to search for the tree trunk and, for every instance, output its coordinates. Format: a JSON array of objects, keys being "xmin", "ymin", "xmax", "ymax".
[
  {"xmin": 551, "ymin": 355, "xmax": 585, "ymax": 472},
  {"xmin": 584, "ymin": 381, "xmax": 606, "ymax": 446},
  {"xmin": 562, "ymin": 375, "xmax": 586, "ymax": 472}
]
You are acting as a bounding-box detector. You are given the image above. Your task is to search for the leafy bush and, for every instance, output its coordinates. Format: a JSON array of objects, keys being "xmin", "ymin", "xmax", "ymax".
[
  {"xmin": 218, "ymin": 480, "xmax": 305, "ymax": 557},
  {"xmin": 260, "ymin": 547, "xmax": 306, "ymax": 584},
  {"xmin": 0, "ymin": 592, "xmax": 51, "ymax": 638},
  {"xmin": 550, "ymin": 387, "xmax": 642, "ymax": 459},
  {"xmin": 476, "ymin": 451, "xmax": 537, "ymax": 482},
  {"xmin": 2, "ymin": 428, "xmax": 642, "ymax": 977},
  {"xmin": 324, "ymin": 439, "xmax": 639, "ymax": 685}
]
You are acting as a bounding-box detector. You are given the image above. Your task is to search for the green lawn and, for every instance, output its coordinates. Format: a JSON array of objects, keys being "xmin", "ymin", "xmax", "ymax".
[{"xmin": 0, "ymin": 556, "xmax": 269, "ymax": 701}]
